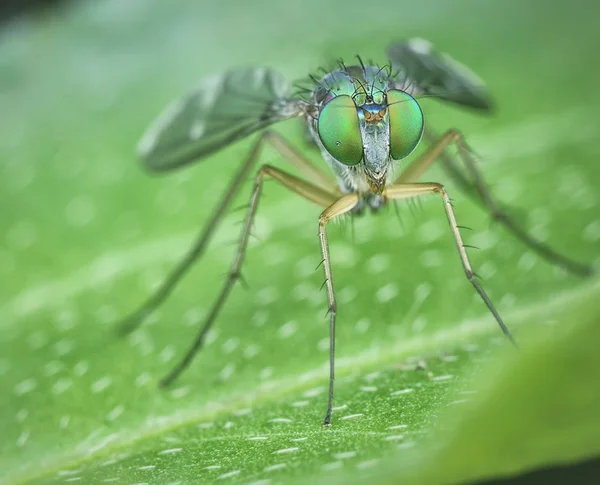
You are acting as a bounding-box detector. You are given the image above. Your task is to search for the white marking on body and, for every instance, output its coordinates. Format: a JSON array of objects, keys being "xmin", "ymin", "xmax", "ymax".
[
  {"xmin": 387, "ymin": 424, "xmax": 408, "ymax": 430},
  {"xmin": 137, "ymin": 465, "xmax": 155, "ymax": 470},
  {"xmin": 247, "ymin": 436, "xmax": 268, "ymax": 441},
  {"xmin": 322, "ymin": 461, "xmax": 343, "ymax": 471},
  {"xmin": 265, "ymin": 463, "xmax": 287, "ymax": 471},
  {"xmin": 189, "ymin": 122, "xmax": 205, "ymax": 140},
  {"xmin": 407, "ymin": 37, "xmax": 433, "ymax": 54}
]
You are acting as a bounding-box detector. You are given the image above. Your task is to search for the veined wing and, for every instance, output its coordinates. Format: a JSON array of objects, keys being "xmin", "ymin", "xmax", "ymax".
[
  {"xmin": 138, "ymin": 67, "xmax": 304, "ymax": 171},
  {"xmin": 387, "ymin": 38, "xmax": 493, "ymax": 111}
]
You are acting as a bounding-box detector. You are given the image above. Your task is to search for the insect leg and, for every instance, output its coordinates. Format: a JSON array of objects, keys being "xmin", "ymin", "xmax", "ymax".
[
  {"xmin": 384, "ymin": 182, "xmax": 518, "ymax": 346},
  {"xmin": 318, "ymin": 194, "xmax": 361, "ymax": 425},
  {"xmin": 118, "ymin": 130, "xmax": 340, "ymax": 335},
  {"xmin": 396, "ymin": 128, "xmax": 594, "ymax": 276},
  {"xmin": 160, "ymin": 165, "xmax": 338, "ymax": 386}
]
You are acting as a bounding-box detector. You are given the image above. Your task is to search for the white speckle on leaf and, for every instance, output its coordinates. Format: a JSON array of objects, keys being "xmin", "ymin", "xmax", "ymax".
[
  {"xmin": 317, "ymin": 337, "xmax": 329, "ymax": 352},
  {"xmin": 91, "ymin": 377, "xmax": 112, "ymax": 393},
  {"xmin": 159, "ymin": 448, "xmax": 182, "ymax": 454},
  {"xmin": 244, "ymin": 344, "xmax": 260, "ymax": 358},
  {"xmin": 356, "ymin": 459, "xmax": 379, "ymax": 469},
  {"xmin": 106, "ymin": 405, "xmax": 124, "ymax": 422},
  {"xmin": 73, "ymin": 361, "xmax": 89, "ymax": 376},
  {"xmin": 291, "ymin": 400, "xmax": 309, "ymax": 407},
  {"xmin": 255, "ymin": 286, "xmax": 279, "ymax": 305},
  {"xmin": 277, "ymin": 320, "xmax": 298, "ymax": 339},
  {"xmin": 259, "ymin": 367, "xmax": 273, "ymax": 380},
  {"xmin": 219, "ymin": 363, "xmax": 235, "ymax": 381},
  {"xmin": 354, "ymin": 318, "xmax": 370, "ymax": 333},
  {"xmin": 52, "ymin": 378, "xmax": 72, "ymax": 395},
  {"xmin": 135, "ymin": 372, "xmax": 151, "ymax": 387},
  {"xmin": 44, "ymin": 360, "xmax": 63, "ymax": 377},
  {"xmin": 247, "ymin": 436, "xmax": 268, "ymax": 441},
  {"xmin": 17, "ymin": 431, "xmax": 29, "ymax": 447},
  {"xmin": 340, "ymin": 413, "xmax": 363, "ymax": 421},
  {"xmin": 222, "ymin": 337, "xmax": 239, "ymax": 354},
  {"xmin": 268, "ymin": 418, "xmax": 292, "ymax": 424},
  {"xmin": 303, "ymin": 386, "xmax": 325, "ymax": 398},
  {"xmin": 391, "ymin": 388, "xmax": 414, "ymax": 396},
  {"xmin": 137, "ymin": 465, "xmax": 155, "ymax": 470},
  {"xmin": 16, "ymin": 409, "xmax": 28, "ymax": 423},
  {"xmin": 376, "ymin": 283, "xmax": 398, "ymax": 303},
  {"xmin": 333, "ymin": 451, "xmax": 357, "ymax": 460},
  {"xmin": 233, "ymin": 408, "xmax": 252, "ymax": 416},
  {"xmin": 420, "ymin": 249, "xmax": 443, "ymax": 268},
  {"xmin": 14, "ymin": 379, "xmax": 37, "ymax": 396},
  {"xmin": 65, "ymin": 195, "xmax": 96, "ymax": 227},
  {"xmin": 360, "ymin": 386, "xmax": 377, "ymax": 392},
  {"xmin": 159, "ymin": 345, "xmax": 175, "ymax": 363},
  {"xmin": 273, "ymin": 447, "xmax": 298, "ymax": 454},
  {"xmin": 388, "ymin": 424, "xmax": 408, "ymax": 430},
  {"xmin": 384, "ymin": 434, "xmax": 405, "ymax": 441},
  {"xmin": 431, "ymin": 374, "xmax": 453, "ymax": 382},
  {"xmin": 203, "ymin": 465, "xmax": 221, "ymax": 470},
  {"xmin": 170, "ymin": 386, "xmax": 191, "ymax": 399},
  {"xmin": 366, "ymin": 253, "xmax": 391, "ymax": 274},
  {"xmin": 217, "ymin": 470, "xmax": 240, "ymax": 479}
]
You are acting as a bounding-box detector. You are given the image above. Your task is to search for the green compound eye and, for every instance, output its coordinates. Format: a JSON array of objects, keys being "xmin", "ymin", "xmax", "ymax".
[
  {"xmin": 317, "ymin": 95, "xmax": 363, "ymax": 166},
  {"xmin": 387, "ymin": 89, "xmax": 424, "ymax": 160}
]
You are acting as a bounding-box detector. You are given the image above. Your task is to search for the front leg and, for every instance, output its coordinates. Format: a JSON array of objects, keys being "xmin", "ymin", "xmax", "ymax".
[
  {"xmin": 318, "ymin": 194, "xmax": 360, "ymax": 425},
  {"xmin": 384, "ymin": 182, "xmax": 517, "ymax": 346}
]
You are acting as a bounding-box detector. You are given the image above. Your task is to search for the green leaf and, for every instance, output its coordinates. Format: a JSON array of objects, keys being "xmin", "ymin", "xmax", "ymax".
[{"xmin": 1, "ymin": 1, "xmax": 600, "ymax": 485}]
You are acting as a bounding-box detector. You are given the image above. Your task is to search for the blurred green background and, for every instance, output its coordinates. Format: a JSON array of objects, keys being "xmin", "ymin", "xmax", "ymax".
[{"xmin": 1, "ymin": 0, "xmax": 599, "ymax": 484}]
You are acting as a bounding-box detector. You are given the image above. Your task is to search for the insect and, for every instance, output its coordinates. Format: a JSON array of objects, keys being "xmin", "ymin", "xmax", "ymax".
[{"xmin": 119, "ymin": 38, "xmax": 594, "ymax": 425}]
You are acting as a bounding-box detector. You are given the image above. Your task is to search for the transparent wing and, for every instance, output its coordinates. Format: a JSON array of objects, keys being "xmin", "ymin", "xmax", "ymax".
[
  {"xmin": 387, "ymin": 38, "xmax": 493, "ymax": 111},
  {"xmin": 138, "ymin": 67, "xmax": 303, "ymax": 171}
]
